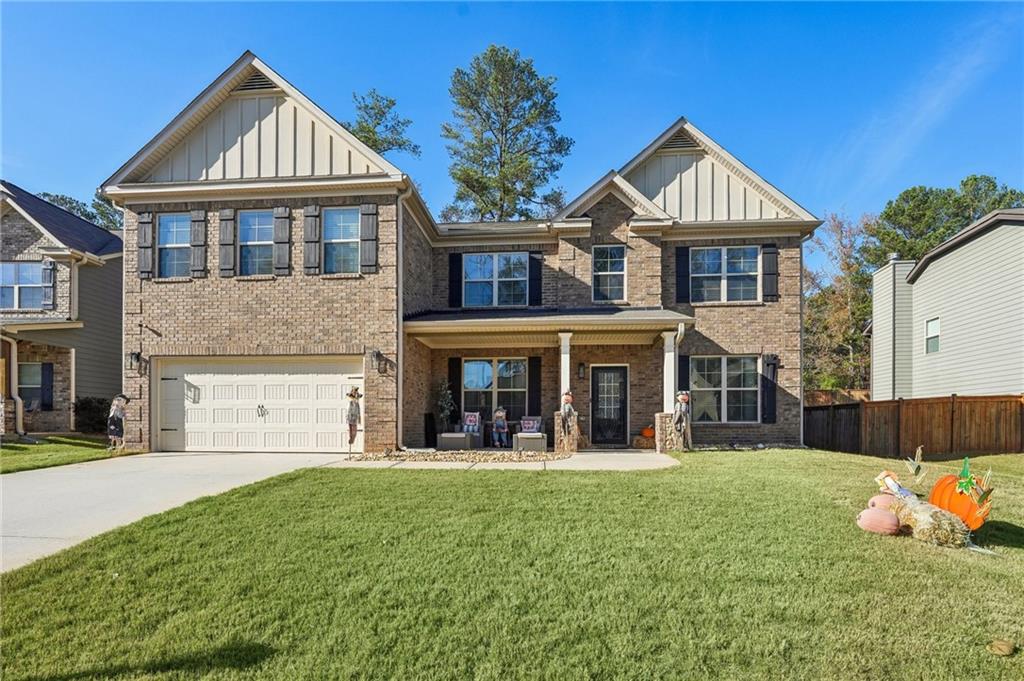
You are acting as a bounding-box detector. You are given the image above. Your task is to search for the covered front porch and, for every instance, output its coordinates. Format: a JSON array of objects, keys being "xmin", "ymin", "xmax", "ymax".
[{"xmin": 402, "ymin": 308, "xmax": 694, "ymax": 450}]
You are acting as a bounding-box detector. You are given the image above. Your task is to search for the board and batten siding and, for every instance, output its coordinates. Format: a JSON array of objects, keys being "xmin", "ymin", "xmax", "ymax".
[
  {"xmin": 625, "ymin": 152, "xmax": 790, "ymax": 223},
  {"xmin": 910, "ymin": 224, "xmax": 1024, "ymax": 398},
  {"xmin": 870, "ymin": 260, "xmax": 915, "ymax": 399},
  {"xmin": 145, "ymin": 94, "xmax": 386, "ymax": 183},
  {"xmin": 17, "ymin": 256, "xmax": 124, "ymax": 399}
]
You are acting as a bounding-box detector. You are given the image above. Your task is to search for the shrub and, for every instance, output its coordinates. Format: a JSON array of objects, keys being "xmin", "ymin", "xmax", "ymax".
[{"xmin": 74, "ymin": 396, "xmax": 111, "ymax": 433}]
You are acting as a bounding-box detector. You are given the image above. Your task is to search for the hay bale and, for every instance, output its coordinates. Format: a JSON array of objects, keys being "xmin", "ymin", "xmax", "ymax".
[{"xmin": 890, "ymin": 496, "xmax": 969, "ymax": 548}]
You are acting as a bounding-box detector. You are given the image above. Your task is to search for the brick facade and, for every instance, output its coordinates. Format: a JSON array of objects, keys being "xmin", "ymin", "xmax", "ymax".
[
  {"xmin": 16, "ymin": 340, "xmax": 73, "ymax": 432},
  {"xmin": 1, "ymin": 211, "xmax": 72, "ymax": 319},
  {"xmin": 121, "ymin": 195, "xmax": 400, "ymax": 452}
]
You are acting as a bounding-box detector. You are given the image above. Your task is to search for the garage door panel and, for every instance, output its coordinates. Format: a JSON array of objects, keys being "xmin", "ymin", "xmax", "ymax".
[{"xmin": 157, "ymin": 357, "xmax": 363, "ymax": 453}]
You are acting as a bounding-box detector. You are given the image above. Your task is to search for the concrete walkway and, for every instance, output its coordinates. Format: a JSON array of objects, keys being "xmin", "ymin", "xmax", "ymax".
[{"xmin": 2, "ymin": 449, "xmax": 676, "ymax": 571}]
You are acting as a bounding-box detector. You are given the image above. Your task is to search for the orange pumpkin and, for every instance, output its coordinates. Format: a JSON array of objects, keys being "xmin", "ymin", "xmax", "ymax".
[
  {"xmin": 857, "ymin": 507, "xmax": 901, "ymax": 535},
  {"xmin": 929, "ymin": 475, "xmax": 990, "ymax": 530},
  {"xmin": 640, "ymin": 426, "xmax": 656, "ymax": 438},
  {"xmin": 868, "ymin": 494, "xmax": 895, "ymax": 511}
]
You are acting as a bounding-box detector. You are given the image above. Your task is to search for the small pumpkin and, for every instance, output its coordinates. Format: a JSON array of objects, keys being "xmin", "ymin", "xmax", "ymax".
[
  {"xmin": 930, "ymin": 474, "xmax": 990, "ymax": 530},
  {"xmin": 856, "ymin": 507, "xmax": 901, "ymax": 535},
  {"xmin": 640, "ymin": 426, "xmax": 655, "ymax": 439},
  {"xmin": 868, "ymin": 494, "xmax": 895, "ymax": 511}
]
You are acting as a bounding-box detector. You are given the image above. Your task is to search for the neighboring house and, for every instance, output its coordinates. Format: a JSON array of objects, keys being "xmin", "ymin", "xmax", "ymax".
[
  {"xmin": 1, "ymin": 181, "xmax": 123, "ymax": 434},
  {"xmin": 871, "ymin": 209, "xmax": 1024, "ymax": 399},
  {"xmin": 101, "ymin": 51, "xmax": 820, "ymax": 454}
]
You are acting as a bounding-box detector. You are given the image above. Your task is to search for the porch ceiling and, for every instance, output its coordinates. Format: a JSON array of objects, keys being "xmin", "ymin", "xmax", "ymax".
[{"xmin": 404, "ymin": 307, "xmax": 693, "ymax": 349}]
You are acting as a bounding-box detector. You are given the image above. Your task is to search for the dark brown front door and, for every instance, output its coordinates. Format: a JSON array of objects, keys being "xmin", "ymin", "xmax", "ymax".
[{"xmin": 591, "ymin": 366, "xmax": 628, "ymax": 445}]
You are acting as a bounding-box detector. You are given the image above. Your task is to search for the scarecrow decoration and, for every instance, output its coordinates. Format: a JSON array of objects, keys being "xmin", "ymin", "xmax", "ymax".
[
  {"xmin": 855, "ymin": 451, "xmax": 996, "ymax": 551},
  {"xmin": 346, "ymin": 386, "xmax": 362, "ymax": 456},
  {"xmin": 557, "ymin": 391, "xmax": 578, "ymax": 453}
]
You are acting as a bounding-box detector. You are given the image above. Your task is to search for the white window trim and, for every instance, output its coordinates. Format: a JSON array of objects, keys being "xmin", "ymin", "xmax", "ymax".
[
  {"xmin": 18, "ymin": 361, "xmax": 42, "ymax": 391},
  {"xmin": 322, "ymin": 207, "xmax": 361, "ymax": 275},
  {"xmin": 462, "ymin": 252, "xmax": 529, "ymax": 308},
  {"xmin": 591, "ymin": 244, "xmax": 627, "ymax": 303},
  {"xmin": 925, "ymin": 317, "xmax": 940, "ymax": 354},
  {"xmin": 690, "ymin": 245, "xmax": 761, "ymax": 303},
  {"xmin": 461, "ymin": 357, "xmax": 529, "ymax": 419},
  {"xmin": 156, "ymin": 213, "xmax": 191, "ymax": 279},
  {"xmin": 690, "ymin": 355, "xmax": 761, "ymax": 424},
  {"xmin": 1, "ymin": 261, "xmax": 45, "ymax": 310},
  {"xmin": 237, "ymin": 209, "xmax": 275, "ymax": 276}
]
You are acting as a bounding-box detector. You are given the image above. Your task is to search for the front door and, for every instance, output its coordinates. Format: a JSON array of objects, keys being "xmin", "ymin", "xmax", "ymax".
[{"xmin": 591, "ymin": 366, "xmax": 628, "ymax": 445}]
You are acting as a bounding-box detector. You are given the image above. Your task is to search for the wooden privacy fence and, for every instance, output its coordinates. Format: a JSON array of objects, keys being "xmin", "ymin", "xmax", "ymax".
[{"xmin": 804, "ymin": 394, "xmax": 1024, "ymax": 459}]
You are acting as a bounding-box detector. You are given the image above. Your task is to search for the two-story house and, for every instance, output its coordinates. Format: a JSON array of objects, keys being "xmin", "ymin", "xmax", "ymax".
[
  {"xmin": 870, "ymin": 208, "xmax": 1024, "ymax": 399},
  {"xmin": 1, "ymin": 181, "xmax": 123, "ymax": 434},
  {"xmin": 102, "ymin": 52, "xmax": 819, "ymax": 454}
]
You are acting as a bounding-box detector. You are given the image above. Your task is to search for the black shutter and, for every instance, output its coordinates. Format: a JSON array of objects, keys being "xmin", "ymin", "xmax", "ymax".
[
  {"xmin": 273, "ymin": 206, "xmax": 291, "ymax": 276},
  {"xmin": 218, "ymin": 209, "xmax": 235, "ymax": 277},
  {"xmin": 303, "ymin": 205, "xmax": 321, "ymax": 275},
  {"xmin": 359, "ymin": 203, "xmax": 378, "ymax": 274},
  {"xmin": 447, "ymin": 357, "xmax": 462, "ymax": 418},
  {"xmin": 762, "ymin": 244, "xmax": 779, "ymax": 302},
  {"xmin": 761, "ymin": 354, "xmax": 778, "ymax": 423},
  {"xmin": 448, "ymin": 253, "xmax": 463, "ymax": 308},
  {"xmin": 528, "ymin": 251, "xmax": 543, "ymax": 306},
  {"xmin": 40, "ymin": 362, "xmax": 54, "ymax": 411},
  {"xmin": 675, "ymin": 246, "xmax": 690, "ymax": 303},
  {"xmin": 677, "ymin": 354, "xmax": 690, "ymax": 392},
  {"xmin": 41, "ymin": 259, "xmax": 56, "ymax": 309},
  {"xmin": 137, "ymin": 212, "xmax": 154, "ymax": 279},
  {"xmin": 190, "ymin": 210, "xmax": 207, "ymax": 278},
  {"xmin": 527, "ymin": 356, "xmax": 542, "ymax": 415}
]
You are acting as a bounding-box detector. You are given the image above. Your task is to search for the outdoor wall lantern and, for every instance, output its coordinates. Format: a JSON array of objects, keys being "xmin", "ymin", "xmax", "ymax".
[
  {"xmin": 371, "ymin": 349, "xmax": 388, "ymax": 375},
  {"xmin": 577, "ymin": 362, "xmax": 585, "ymax": 379},
  {"xmin": 125, "ymin": 351, "xmax": 142, "ymax": 372}
]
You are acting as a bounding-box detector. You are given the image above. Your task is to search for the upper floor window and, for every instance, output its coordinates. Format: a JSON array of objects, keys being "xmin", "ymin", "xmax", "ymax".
[
  {"xmin": 691, "ymin": 355, "xmax": 759, "ymax": 423},
  {"xmin": 925, "ymin": 318, "xmax": 940, "ymax": 354},
  {"xmin": 0, "ymin": 262, "xmax": 43, "ymax": 309},
  {"xmin": 691, "ymin": 246, "xmax": 759, "ymax": 302},
  {"xmin": 462, "ymin": 358, "xmax": 528, "ymax": 421},
  {"xmin": 463, "ymin": 253, "xmax": 528, "ymax": 307},
  {"xmin": 323, "ymin": 208, "xmax": 360, "ymax": 274},
  {"xmin": 157, "ymin": 214, "xmax": 191, "ymax": 278},
  {"xmin": 592, "ymin": 245, "xmax": 626, "ymax": 302},
  {"xmin": 238, "ymin": 210, "xmax": 274, "ymax": 276}
]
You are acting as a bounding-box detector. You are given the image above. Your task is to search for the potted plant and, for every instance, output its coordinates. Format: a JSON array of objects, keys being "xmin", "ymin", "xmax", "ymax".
[{"xmin": 436, "ymin": 379, "xmax": 456, "ymax": 432}]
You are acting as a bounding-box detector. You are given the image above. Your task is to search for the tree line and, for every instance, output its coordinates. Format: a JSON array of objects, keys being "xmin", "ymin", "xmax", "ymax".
[{"xmin": 38, "ymin": 44, "xmax": 1022, "ymax": 396}]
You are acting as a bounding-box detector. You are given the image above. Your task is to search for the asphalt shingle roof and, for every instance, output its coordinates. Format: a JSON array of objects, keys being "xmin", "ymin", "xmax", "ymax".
[{"xmin": 2, "ymin": 180, "xmax": 123, "ymax": 257}]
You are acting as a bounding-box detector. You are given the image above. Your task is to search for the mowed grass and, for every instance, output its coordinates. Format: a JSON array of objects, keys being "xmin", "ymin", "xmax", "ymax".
[
  {"xmin": 0, "ymin": 434, "xmax": 117, "ymax": 474},
  {"xmin": 2, "ymin": 450, "xmax": 1022, "ymax": 680}
]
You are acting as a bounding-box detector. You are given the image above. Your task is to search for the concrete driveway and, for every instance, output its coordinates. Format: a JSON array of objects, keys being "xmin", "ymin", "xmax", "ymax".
[{"xmin": 1, "ymin": 451, "xmax": 342, "ymax": 572}]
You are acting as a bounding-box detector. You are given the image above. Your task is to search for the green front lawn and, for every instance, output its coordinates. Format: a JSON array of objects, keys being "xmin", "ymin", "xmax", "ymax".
[
  {"xmin": 2, "ymin": 450, "xmax": 1022, "ymax": 679},
  {"xmin": 0, "ymin": 434, "xmax": 120, "ymax": 474}
]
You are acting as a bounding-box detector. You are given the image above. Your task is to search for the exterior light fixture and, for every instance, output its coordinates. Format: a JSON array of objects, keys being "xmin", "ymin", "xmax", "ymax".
[
  {"xmin": 125, "ymin": 351, "xmax": 142, "ymax": 371},
  {"xmin": 371, "ymin": 349, "xmax": 388, "ymax": 375},
  {"xmin": 577, "ymin": 362, "xmax": 585, "ymax": 379}
]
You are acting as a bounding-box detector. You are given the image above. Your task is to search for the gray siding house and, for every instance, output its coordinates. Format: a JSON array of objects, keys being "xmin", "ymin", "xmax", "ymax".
[
  {"xmin": 870, "ymin": 209, "xmax": 1024, "ymax": 399},
  {"xmin": 1, "ymin": 181, "xmax": 123, "ymax": 434}
]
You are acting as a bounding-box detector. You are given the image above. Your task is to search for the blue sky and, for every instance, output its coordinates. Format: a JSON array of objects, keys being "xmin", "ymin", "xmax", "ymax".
[{"xmin": 2, "ymin": 2, "xmax": 1021, "ymax": 271}]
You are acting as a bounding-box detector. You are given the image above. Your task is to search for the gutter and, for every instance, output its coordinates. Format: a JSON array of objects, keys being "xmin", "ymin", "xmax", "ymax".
[
  {"xmin": 395, "ymin": 178, "xmax": 415, "ymax": 451},
  {"xmin": 1, "ymin": 335, "xmax": 25, "ymax": 436}
]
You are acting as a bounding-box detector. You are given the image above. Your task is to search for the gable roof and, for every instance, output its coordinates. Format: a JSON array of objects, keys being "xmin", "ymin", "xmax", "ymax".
[
  {"xmin": 618, "ymin": 117, "xmax": 818, "ymax": 223},
  {"xmin": 906, "ymin": 208, "xmax": 1024, "ymax": 283},
  {"xmin": 102, "ymin": 51, "xmax": 401, "ymax": 189},
  {"xmin": 1, "ymin": 181, "xmax": 122, "ymax": 257},
  {"xmin": 555, "ymin": 170, "xmax": 673, "ymax": 221}
]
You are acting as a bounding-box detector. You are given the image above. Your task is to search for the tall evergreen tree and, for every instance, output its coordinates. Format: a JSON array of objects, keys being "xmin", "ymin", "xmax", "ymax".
[
  {"xmin": 441, "ymin": 45, "xmax": 574, "ymax": 222},
  {"xmin": 862, "ymin": 175, "xmax": 1023, "ymax": 268},
  {"xmin": 343, "ymin": 89, "xmax": 420, "ymax": 157}
]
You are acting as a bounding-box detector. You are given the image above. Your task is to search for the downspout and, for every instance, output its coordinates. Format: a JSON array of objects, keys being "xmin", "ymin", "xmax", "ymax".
[
  {"xmin": 1, "ymin": 335, "xmax": 25, "ymax": 435},
  {"xmin": 800, "ymin": 233, "xmax": 810, "ymax": 447},
  {"xmin": 395, "ymin": 179, "xmax": 414, "ymax": 451},
  {"xmin": 891, "ymin": 259, "xmax": 896, "ymax": 400}
]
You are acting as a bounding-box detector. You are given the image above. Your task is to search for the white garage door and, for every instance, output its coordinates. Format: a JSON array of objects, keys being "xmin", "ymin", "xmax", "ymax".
[{"xmin": 156, "ymin": 357, "xmax": 364, "ymax": 453}]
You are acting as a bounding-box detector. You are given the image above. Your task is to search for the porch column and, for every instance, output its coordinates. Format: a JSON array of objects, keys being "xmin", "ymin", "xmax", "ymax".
[
  {"xmin": 558, "ymin": 332, "xmax": 572, "ymax": 395},
  {"xmin": 662, "ymin": 331, "xmax": 677, "ymax": 412}
]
